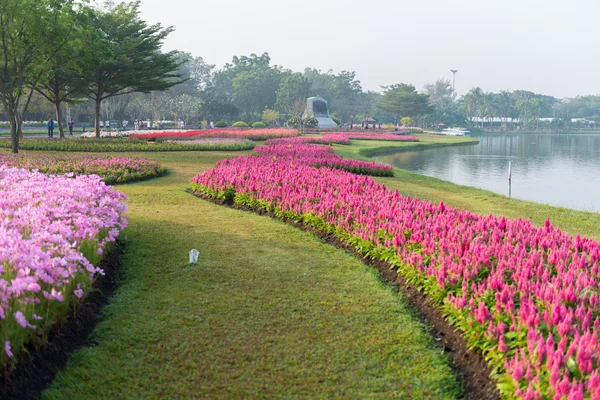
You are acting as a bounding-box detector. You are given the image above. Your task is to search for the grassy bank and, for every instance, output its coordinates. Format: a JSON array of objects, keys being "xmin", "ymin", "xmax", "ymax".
[
  {"xmin": 37, "ymin": 150, "xmax": 460, "ymax": 399},
  {"xmin": 334, "ymin": 136, "xmax": 600, "ymax": 240}
]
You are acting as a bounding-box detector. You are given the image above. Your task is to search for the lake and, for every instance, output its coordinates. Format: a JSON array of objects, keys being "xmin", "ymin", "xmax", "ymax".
[{"xmin": 375, "ymin": 134, "xmax": 600, "ymax": 213}]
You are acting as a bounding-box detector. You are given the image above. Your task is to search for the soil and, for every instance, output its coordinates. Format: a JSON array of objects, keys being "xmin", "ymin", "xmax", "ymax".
[
  {"xmin": 0, "ymin": 242, "xmax": 124, "ymax": 400},
  {"xmin": 192, "ymin": 191, "xmax": 500, "ymax": 400}
]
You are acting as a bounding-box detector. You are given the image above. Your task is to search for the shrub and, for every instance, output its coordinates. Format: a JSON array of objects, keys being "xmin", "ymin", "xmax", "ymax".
[
  {"xmin": 252, "ymin": 122, "xmax": 267, "ymax": 128},
  {"xmin": 331, "ymin": 116, "xmax": 341, "ymax": 126},
  {"xmin": 261, "ymin": 109, "xmax": 279, "ymax": 126},
  {"xmin": 232, "ymin": 121, "xmax": 249, "ymax": 128},
  {"xmin": 384, "ymin": 123, "xmax": 395, "ymax": 129},
  {"xmin": 304, "ymin": 116, "xmax": 318, "ymax": 128},
  {"xmin": 287, "ymin": 116, "xmax": 301, "ymax": 128},
  {"xmin": 215, "ymin": 120, "xmax": 227, "ymax": 128}
]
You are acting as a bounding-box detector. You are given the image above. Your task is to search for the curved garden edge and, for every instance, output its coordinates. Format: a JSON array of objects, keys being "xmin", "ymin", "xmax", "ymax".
[
  {"xmin": 0, "ymin": 240, "xmax": 125, "ymax": 400},
  {"xmin": 357, "ymin": 138, "xmax": 479, "ymax": 158},
  {"xmin": 187, "ymin": 190, "xmax": 500, "ymax": 400}
]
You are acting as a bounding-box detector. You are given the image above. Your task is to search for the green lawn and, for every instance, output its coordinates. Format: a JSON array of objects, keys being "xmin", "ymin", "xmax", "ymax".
[{"xmin": 39, "ymin": 150, "xmax": 461, "ymax": 399}]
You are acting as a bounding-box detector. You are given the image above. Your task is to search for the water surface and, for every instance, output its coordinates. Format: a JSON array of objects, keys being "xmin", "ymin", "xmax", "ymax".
[{"xmin": 376, "ymin": 134, "xmax": 600, "ymax": 213}]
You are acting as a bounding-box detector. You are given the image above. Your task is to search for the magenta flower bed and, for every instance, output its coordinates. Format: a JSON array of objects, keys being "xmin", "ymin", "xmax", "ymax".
[
  {"xmin": 130, "ymin": 128, "xmax": 299, "ymax": 141},
  {"xmin": 254, "ymin": 143, "xmax": 393, "ymax": 176},
  {"xmin": 265, "ymin": 132, "xmax": 419, "ymax": 145},
  {"xmin": 0, "ymin": 154, "xmax": 166, "ymax": 184},
  {"xmin": 0, "ymin": 167, "xmax": 128, "ymax": 372},
  {"xmin": 191, "ymin": 143, "xmax": 600, "ymax": 399}
]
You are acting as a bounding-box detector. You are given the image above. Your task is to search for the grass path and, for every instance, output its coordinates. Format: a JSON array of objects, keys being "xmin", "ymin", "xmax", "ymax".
[{"xmin": 42, "ymin": 152, "xmax": 460, "ymax": 399}]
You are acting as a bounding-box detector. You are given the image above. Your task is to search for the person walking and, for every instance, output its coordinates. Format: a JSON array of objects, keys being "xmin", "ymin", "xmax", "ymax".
[
  {"xmin": 67, "ymin": 119, "xmax": 74, "ymax": 136},
  {"xmin": 47, "ymin": 118, "xmax": 55, "ymax": 138},
  {"xmin": 209, "ymin": 120, "xmax": 215, "ymax": 129}
]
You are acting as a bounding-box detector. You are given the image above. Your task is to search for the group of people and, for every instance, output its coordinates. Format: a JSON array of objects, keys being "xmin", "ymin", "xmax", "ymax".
[
  {"xmin": 46, "ymin": 119, "xmax": 76, "ymax": 138},
  {"xmin": 133, "ymin": 120, "xmax": 165, "ymax": 130}
]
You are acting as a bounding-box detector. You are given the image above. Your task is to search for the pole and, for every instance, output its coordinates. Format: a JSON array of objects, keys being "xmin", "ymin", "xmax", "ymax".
[
  {"xmin": 450, "ymin": 69, "xmax": 458, "ymax": 93},
  {"xmin": 508, "ymin": 160, "xmax": 512, "ymax": 181}
]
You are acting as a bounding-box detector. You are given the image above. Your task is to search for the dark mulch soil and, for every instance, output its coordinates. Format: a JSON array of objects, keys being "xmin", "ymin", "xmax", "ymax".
[
  {"xmin": 0, "ymin": 242, "xmax": 124, "ymax": 400},
  {"xmin": 192, "ymin": 191, "xmax": 500, "ymax": 400}
]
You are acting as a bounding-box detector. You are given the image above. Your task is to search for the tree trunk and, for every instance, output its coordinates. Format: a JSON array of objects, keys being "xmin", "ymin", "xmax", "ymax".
[
  {"xmin": 95, "ymin": 98, "xmax": 101, "ymax": 138},
  {"xmin": 16, "ymin": 114, "xmax": 23, "ymax": 139},
  {"xmin": 10, "ymin": 119, "xmax": 18, "ymax": 154},
  {"xmin": 55, "ymin": 101, "xmax": 64, "ymax": 138}
]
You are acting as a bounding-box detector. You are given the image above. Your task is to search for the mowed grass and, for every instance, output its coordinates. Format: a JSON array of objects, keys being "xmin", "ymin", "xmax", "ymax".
[
  {"xmin": 335, "ymin": 134, "xmax": 600, "ymax": 241},
  {"xmin": 38, "ymin": 150, "xmax": 461, "ymax": 399}
]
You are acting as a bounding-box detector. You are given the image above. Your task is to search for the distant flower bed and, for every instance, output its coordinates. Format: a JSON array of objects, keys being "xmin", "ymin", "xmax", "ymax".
[
  {"xmin": 337, "ymin": 132, "xmax": 419, "ymax": 141},
  {"xmin": 0, "ymin": 138, "xmax": 248, "ymax": 152},
  {"xmin": 129, "ymin": 128, "xmax": 299, "ymax": 141},
  {"xmin": 254, "ymin": 143, "xmax": 393, "ymax": 177},
  {"xmin": 164, "ymin": 138, "xmax": 255, "ymax": 150},
  {"xmin": 265, "ymin": 132, "xmax": 419, "ymax": 146},
  {"xmin": 265, "ymin": 134, "xmax": 351, "ymax": 146},
  {"xmin": 0, "ymin": 154, "xmax": 166, "ymax": 184},
  {"xmin": 0, "ymin": 167, "xmax": 127, "ymax": 374}
]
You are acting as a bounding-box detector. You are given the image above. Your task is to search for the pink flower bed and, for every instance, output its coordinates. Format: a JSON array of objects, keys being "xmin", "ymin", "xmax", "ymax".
[
  {"xmin": 129, "ymin": 128, "xmax": 299, "ymax": 141},
  {"xmin": 191, "ymin": 142, "xmax": 600, "ymax": 399},
  {"xmin": 338, "ymin": 132, "xmax": 419, "ymax": 141},
  {"xmin": 0, "ymin": 167, "xmax": 128, "ymax": 371},
  {"xmin": 0, "ymin": 154, "xmax": 166, "ymax": 184},
  {"xmin": 254, "ymin": 143, "xmax": 393, "ymax": 176},
  {"xmin": 266, "ymin": 132, "xmax": 418, "ymax": 146}
]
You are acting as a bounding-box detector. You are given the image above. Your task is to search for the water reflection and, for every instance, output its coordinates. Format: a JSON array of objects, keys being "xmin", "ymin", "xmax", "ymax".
[{"xmin": 376, "ymin": 134, "xmax": 600, "ymax": 213}]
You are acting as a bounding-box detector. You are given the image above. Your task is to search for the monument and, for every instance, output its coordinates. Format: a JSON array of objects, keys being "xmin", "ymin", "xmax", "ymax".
[{"xmin": 305, "ymin": 97, "xmax": 338, "ymax": 128}]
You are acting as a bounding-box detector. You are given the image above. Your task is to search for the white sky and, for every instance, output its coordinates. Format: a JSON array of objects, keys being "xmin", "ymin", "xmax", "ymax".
[{"xmin": 137, "ymin": 0, "xmax": 600, "ymax": 98}]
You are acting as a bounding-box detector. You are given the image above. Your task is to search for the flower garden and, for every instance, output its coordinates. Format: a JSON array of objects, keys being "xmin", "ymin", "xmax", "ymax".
[
  {"xmin": 129, "ymin": 128, "xmax": 299, "ymax": 141},
  {"xmin": 2, "ymin": 130, "xmax": 599, "ymax": 398},
  {"xmin": 0, "ymin": 167, "xmax": 128, "ymax": 373},
  {"xmin": 190, "ymin": 140, "xmax": 600, "ymax": 399},
  {"xmin": 0, "ymin": 154, "xmax": 166, "ymax": 184}
]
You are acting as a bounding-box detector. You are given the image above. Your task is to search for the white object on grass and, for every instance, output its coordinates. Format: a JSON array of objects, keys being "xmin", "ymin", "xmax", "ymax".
[{"xmin": 189, "ymin": 249, "xmax": 199, "ymax": 264}]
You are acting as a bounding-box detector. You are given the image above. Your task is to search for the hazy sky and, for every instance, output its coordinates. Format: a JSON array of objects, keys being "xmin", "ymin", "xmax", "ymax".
[{"xmin": 137, "ymin": 0, "xmax": 600, "ymax": 98}]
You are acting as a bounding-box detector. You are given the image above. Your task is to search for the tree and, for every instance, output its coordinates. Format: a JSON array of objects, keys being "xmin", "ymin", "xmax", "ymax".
[
  {"xmin": 35, "ymin": 7, "xmax": 102, "ymax": 138},
  {"xmin": 377, "ymin": 84, "xmax": 433, "ymax": 124},
  {"xmin": 276, "ymin": 73, "xmax": 312, "ymax": 115},
  {"xmin": 78, "ymin": 1, "xmax": 183, "ymax": 137},
  {"xmin": 261, "ymin": 109, "xmax": 279, "ymax": 126},
  {"xmin": 231, "ymin": 65, "xmax": 281, "ymax": 118},
  {"xmin": 0, "ymin": 0, "xmax": 76, "ymax": 152},
  {"xmin": 424, "ymin": 79, "xmax": 464, "ymax": 127},
  {"xmin": 462, "ymin": 87, "xmax": 484, "ymax": 128},
  {"xmin": 401, "ymin": 117, "xmax": 413, "ymax": 126}
]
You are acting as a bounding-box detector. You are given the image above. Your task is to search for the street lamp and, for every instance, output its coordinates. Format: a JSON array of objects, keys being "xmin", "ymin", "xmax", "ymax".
[{"xmin": 450, "ymin": 69, "xmax": 458, "ymax": 93}]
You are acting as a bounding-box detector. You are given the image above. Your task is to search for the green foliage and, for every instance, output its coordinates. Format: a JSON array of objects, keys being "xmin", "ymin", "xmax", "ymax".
[
  {"xmin": 0, "ymin": 138, "xmax": 255, "ymax": 152},
  {"xmin": 78, "ymin": 1, "xmax": 185, "ymax": 137},
  {"xmin": 232, "ymin": 121, "xmax": 249, "ymax": 127},
  {"xmin": 215, "ymin": 120, "xmax": 227, "ymax": 127},
  {"xmin": 261, "ymin": 108, "xmax": 279, "ymax": 126},
  {"xmin": 401, "ymin": 117, "xmax": 413, "ymax": 126},
  {"xmin": 287, "ymin": 116, "xmax": 301, "ymax": 128},
  {"xmin": 252, "ymin": 122, "xmax": 266, "ymax": 128},
  {"xmin": 331, "ymin": 115, "xmax": 341, "ymax": 126},
  {"xmin": 276, "ymin": 73, "xmax": 312, "ymax": 114},
  {"xmin": 304, "ymin": 116, "xmax": 318, "ymax": 128},
  {"xmin": 378, "ymin": 84, "xmax": 433, "ymax": 119},
  {"xmin": 0, "ymin": 0, "xmax": 78, "ymax": 152}
]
